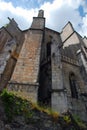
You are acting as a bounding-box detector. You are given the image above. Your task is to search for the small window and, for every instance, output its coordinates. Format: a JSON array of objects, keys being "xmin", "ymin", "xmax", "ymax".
[
  {"xmin": 0, "ymin": 31, "xmax": 1, "ymax": 34},
  {"xmin": 47, "ymin": 43, "xmax": 51, "ymax": 58},
  {"xmin": 69, "ymin": 72, "xmax": 78, "ymax": 99}
]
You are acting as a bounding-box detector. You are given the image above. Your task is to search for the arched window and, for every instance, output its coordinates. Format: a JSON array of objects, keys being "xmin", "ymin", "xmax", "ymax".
[{"xmin": 69, "ymin": 72, "xmax": 78, "ymax": 99}]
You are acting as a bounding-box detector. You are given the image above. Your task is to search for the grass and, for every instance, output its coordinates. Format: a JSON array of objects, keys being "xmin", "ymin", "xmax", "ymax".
[
  {"xmin": 72, "ymin": 114, "xmax": 87, "ymax": 129},
  {"xmin": 0, "ymin": 89, "xmax": 59, "ymax": 122},
  {"xmin": 7, "ymin": 90, "xmax": 59, "ymax": 119}
]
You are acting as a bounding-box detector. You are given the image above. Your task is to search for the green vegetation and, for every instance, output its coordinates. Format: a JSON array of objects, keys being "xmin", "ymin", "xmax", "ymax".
[
  {"xmin": 0, "ymin": 89, "xmax": 59, "ymax": 122},
  {"xmin": 9, "ymin": 91, "xmax": 59, "ymax": 119},
  {"xmin": 72, "ymin": 114, "xmax": 87, "ymax": 129},
  {"xmin": 31, "ymin": 102, "xmax": 59, "ymax": 119},
  {"xmin": 0, "ymin": 89, "xmax": 33, "ymax": 122},
  {"xmin": 0, "ymin": 89, "xmax": 87, "ymax": 130},
  {"xmin": 63, "ymin": 115, "xmax": 71, "ymax": 124}
]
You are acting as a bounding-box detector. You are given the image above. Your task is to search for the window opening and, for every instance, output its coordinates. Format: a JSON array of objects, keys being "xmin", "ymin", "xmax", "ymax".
[{"xmin": 69, "ymin": 73, "xmax": 78, "ymax": 99}]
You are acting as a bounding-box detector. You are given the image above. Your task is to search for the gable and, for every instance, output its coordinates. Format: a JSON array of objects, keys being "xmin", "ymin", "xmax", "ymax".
[{"xmin": 60, "ymin": 22, "xmax": 74, "ymax": 42}]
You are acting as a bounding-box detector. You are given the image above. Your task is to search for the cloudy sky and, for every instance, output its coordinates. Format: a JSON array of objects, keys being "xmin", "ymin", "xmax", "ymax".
[{"xmin": 0, "ymin": 0, "xmax": 87, "ymax": 37}]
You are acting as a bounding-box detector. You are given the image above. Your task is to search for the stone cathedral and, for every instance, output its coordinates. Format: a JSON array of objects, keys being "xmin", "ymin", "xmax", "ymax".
[{"xmin": 0, "ymin": 10, "xmax": 87, "ymax": 120}]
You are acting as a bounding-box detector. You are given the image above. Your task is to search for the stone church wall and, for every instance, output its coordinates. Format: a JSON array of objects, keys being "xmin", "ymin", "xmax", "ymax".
[
  {"xmin": 62, "ymin": 61, "xmax": 87, "ymax": 120},
  {"xmin": 0, "ymin": 10, "xmax": 87, "ymax": 121}
]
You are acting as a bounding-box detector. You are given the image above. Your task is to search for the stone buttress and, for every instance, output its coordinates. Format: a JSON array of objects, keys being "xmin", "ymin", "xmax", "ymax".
[
  {"xmin": 51, "ymin": 38, "xmax": 68, "ymax": 113},
  {"xmin": 7, "ymin": 10, "xmax": 45, "ymax": 102}
]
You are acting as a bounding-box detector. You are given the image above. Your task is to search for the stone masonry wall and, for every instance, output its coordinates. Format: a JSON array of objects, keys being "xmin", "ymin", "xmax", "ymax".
[
  {"xmin": 8, "ymin": 82, "xmax": 38, "ymax": 103},
  {"xmin": 10, "ymin": 30, "xmax": 43, "ymax": 83},
  {"xmin": 61, "ymin": 22, "xmax": 74, "ymax": 43},
  {"xmin": 51, "ymin": 38, "xmax": 68, "ymax": 113},
  {"xmin": 8, "ymin": 30, "xmax": 42, "ymax": 102},
  {"xmin": 0, "ymin": 39, "xmax": 16, "ymax": 79},
  {"xmin": 0, "ymin": 19, "xmax": 24, "ymax": 91},
  {"xmin": 7, "ymin": 10, "xmax": 45, "ymax": 103},
  {"xmin": 62, "ymin": 61, "xmax": 85, "ymax": 95},
  {"xmin": 0, "ymin": 28, "xmax": 12, "ymax": 52},
  {"xmin": 62, "ymin": 61, "xmax": 87, "ymax": 120}
]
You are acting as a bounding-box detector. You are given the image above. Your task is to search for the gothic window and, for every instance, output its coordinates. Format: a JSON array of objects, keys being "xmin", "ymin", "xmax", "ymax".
[{"xmin": 69, "ymin": 72, "xmax": 78, "ymax": 99}]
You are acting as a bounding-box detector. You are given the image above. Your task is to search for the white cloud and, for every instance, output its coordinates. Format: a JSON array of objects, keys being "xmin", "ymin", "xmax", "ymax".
[
  {"xmin": 0, "ymin": 0, "xmax": 87, "ymax": 37},
  {"xmin": 41, "ymin": 0, "xmax": 87, "ymax": 36},
  {"xmin": 41, "ymin": 0, "xmax": 82, "ymax": 31},
  {"xmin": 79, "ymin": 14, "xmax": 87, "ymax": 37},
  {"xmin": 0, "ymin": 0, "xmax": 38, "ymax": 29},
  {"xmin": 81, "ymin": 0, "xmax": 87, "ymax": 13}
]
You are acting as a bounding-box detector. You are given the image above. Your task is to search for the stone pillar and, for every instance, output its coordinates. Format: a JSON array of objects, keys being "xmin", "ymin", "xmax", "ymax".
[
  {"xmin": 7, "ymin": 10, "xmax": 45, "ymax": 103},
  {"xmin": 51, "ymin": 39, "xmax": 68, "ymax": 113},
  {"xmin": 77, "ymin": 49, "xmax": 87, "ymax": 90}
]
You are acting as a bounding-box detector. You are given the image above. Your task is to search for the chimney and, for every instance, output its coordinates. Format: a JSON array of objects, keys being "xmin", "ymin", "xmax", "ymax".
[
  {"xmin": 30, "ymin": 9, "xmax": 45, "ymax": 30},
  {"xmin": 38, "ymin": 10, "xmax": 44, "ymax": 17}
]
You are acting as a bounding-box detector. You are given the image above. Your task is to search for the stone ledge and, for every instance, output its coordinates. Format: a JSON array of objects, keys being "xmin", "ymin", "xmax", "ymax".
[
  {"xmin": 52, "ymin": 88, "xmax": 66, "ymax": 93},
  {"xmin": 8, "ymin": 81, "xmax": 39, "ymax": 86}
]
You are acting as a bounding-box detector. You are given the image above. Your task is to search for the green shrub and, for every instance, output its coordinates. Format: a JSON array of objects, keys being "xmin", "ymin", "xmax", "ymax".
[{"xmin": 0, "ymin": 89, "xmax": 33, "ymax": 122}]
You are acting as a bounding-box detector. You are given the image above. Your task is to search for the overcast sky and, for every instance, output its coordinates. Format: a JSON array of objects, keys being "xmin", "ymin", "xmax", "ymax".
[{"xmin": 0, "ymin": 0, "xmax": 87, "ymax": 37}]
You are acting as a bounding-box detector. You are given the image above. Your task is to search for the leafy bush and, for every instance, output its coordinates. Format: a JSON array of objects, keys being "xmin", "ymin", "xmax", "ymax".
[{"xmin": 0, "ymin": 89, "xmax": 33, "ymax": 122}]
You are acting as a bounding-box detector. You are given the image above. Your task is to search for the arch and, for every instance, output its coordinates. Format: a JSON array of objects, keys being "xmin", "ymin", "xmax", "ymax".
[{"xmin": 69, "ymin": 72, "xmax": 78, "ymax": 99}]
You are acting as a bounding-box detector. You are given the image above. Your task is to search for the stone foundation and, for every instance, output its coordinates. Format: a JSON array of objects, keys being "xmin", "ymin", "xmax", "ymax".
[
  {"xmin": 7, "ymin": 82, "xmax": 38, "ymax": 103},
  {"xmin": 52, "ymin": 91, "xmax": 68, "ymax": 113}
]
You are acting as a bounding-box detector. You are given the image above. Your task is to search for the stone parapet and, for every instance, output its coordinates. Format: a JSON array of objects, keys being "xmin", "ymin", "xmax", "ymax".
[{"xmin": 61, "ymin": 55, "xmax": 79, "ymax": 66}]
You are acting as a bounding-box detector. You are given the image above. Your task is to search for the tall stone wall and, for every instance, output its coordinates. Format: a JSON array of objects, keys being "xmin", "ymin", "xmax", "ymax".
[
  {"xmin": 8, "ymin": 10, "xmax": 45, "ymax": 103},
  {"xmin": 10, "ymin": 30, "xmax": 43, "ymax": 83}
]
